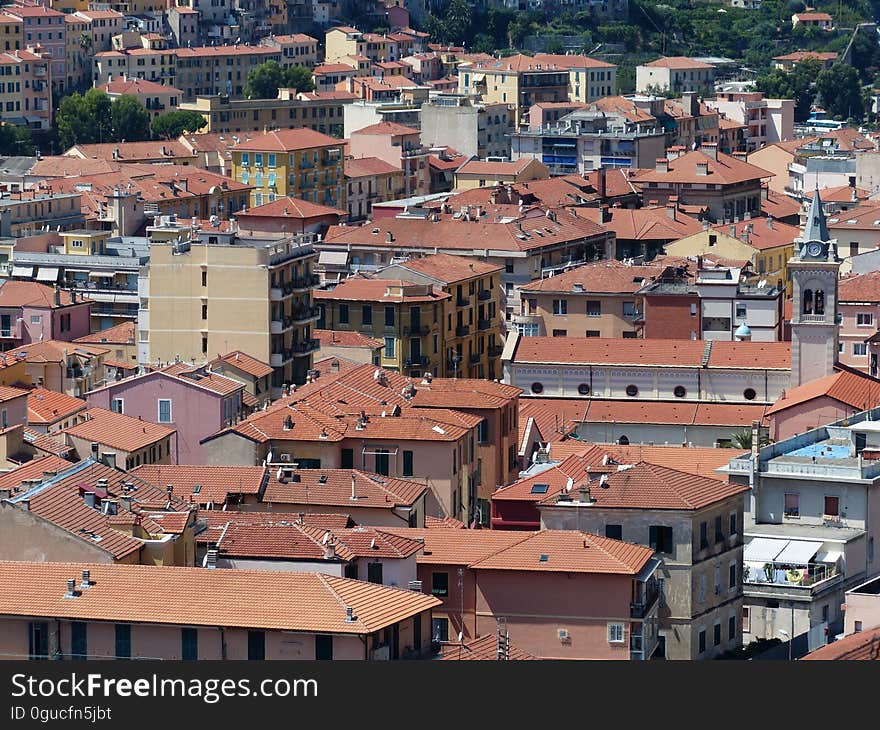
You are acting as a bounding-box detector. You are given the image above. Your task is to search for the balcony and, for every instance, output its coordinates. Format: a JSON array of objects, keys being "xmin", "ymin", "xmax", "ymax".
[
  {"xmin": 291, "ymin": 305, "xmax": 320, "ymax": 324},
  {"xmin": 477, "ymin": 289, "xmax": 492, "ymax": 301},
  {"xmin": 290, "ymin": 338, "xmax": 320, "ymax": 356},
  {"xmin": 469, "ymin": 352, "xmax": 481, "ymax": 364},
  {"xmin": 630, "ymin": 584, "xmax": 660, "ymax": 619},
  {"xmin": 403, "ymin": 325, "xmax": 429, "ymax": 337},
  {"xmin": 488, "ymin": 345, "xmax": 504, "ymax": 357},
  {"xmin": 455, "ymin": 325, "xmax": 470, "ymax": 337},
  {"xmin": 270, "ymin": 318, "xmax": 289, "ymax": 335},
  {"xmin": 478, "ymin": 318, "xmax": 492, "ymax": 331},
  {"xmin": 404, "ymin": 355, "xmax": 429, "ymax": 367},
  {"xmin": 456, "ymin": 296, "xmax": 469, "ymax": 307}
]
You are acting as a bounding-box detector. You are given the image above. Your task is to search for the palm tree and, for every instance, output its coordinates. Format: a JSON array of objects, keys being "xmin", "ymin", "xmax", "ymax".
[
  {"xmin": 727, "ymin": 429, "xmax": 770, "ymax": 450},
  {"xmin": 79, "ymin": 33, "xmax": 92, "ymax": 52}
]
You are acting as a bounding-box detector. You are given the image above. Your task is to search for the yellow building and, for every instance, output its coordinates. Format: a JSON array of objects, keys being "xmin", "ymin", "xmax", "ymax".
[
  {"xmin": 59, "ymin": 229, "xmax": 111, "ymax": 256},
  {"xmin": 143, "ymin": 221, "xmax": 319, "ymax": 394},
  {"xmin": 314, "ymin": 277, "xmax": 449, "ymax": 376},
  {"xmin": 0, "ymin": 13, "xmax": 22, "ymax": 53},
  {"xmin": 64, "ymin": 14, "xmax": 89, "ymax": 90},
  {"xmin": 179, "ymin": 89, "xmax": 346, "ymax": 136},
  {"xmin": 231, "ymin": 128, "xmax": 344, "ymax": 209},
  {"xmin": 324, "ymin": 26, "xmax": 367, "ymax": 63},
  {"xmin": 453, "ymin": 157, "xmax": 550, "ymax": 192}
]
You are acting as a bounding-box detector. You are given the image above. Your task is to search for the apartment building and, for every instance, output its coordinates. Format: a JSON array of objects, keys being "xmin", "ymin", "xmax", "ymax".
[
  {"xmin": 374, "ymin": 254, "xmax": 505, "ymax": 381},
  {"xmin": 0, "ymin": 48, "xmax": 51, "ymax": 129},
  {"xmin": 142, "ymin": 228, "xmax": 319, "ymax": 394},
  {"xmin": 630, "ymin": 144, "xmax": 772, "ymax": 223},
  {"xmin": 0, "ymin": 280, "xmax": 91, "ymax": 351},
  {"xmin": 453, "ymin": 158, "xmax": 550, "ymax": 192},
  {"xmin": 232, "ymin": 128, "xmax": 344, "ymax": 209},
  {"xmin": 385, "ymin": 528, "xmax": 660, "ymax": 660},
  {"xmin": 98, "ymin": 76, "xmax": 180, "ymax": 119},
  {"xmin": 538, "ymin": 460, "xmax": 747, "ymax": 660},
  {"xmin": 6, "ymin": 5, "xmax": 64, "ymax": 93},
  {"xmin": 172, "ymin": 45, "xmax": 281, "ymax": 101},
  {"xmin": 772, "ymin": 51, "xmax": 838, "ymax": 71},
  {"xmin": 515, "ymin": 259, "xmax": 665, "ymax": 338},
  {"xmin": 706, "ymin": 92, "xmax": 794, "ymax": 153},
  {"xmin": 6, "ymin": 340, "xmax": 107, "ymax": 397},
  {"xmin": 179, "ymin": 89, "xmax": 349, "ymax": 136},
  {"xmin": 348, "ymin": 122, "xmax": 429, "ymax": 200},
  {"xmin": 208, "ymin": 350, "xmax": 274, "ymax": 411},
  {"xmin": 636, "ymin": 57, "xmax": 716, "ymax": 96},
  {"xmin": 314, "ymin": 276, "xmax": 449, "ymax": 376},
  {"xmin": 0, "ymin": 12, "xmax": 21, "ymax": 55},
  {"xmin": 72, "ymin": 10, "xmax": 123, "ymax": 52},
  {"xmin": 420, "ymin": 96, "xmax": 514, "ymax": 160},
  {"xmin": 838, "ymin": 271, "xmax": 880, "ymax": 375},
  {"xmin": 325, "ymin": 26, "xmax": 400, "ymax": 64},
  {"xmin": 260, "ymin": 33, "xmax": 318, "ymax": 69},
  {"xmin": 0, "ymin": 561, "xmax": 438, "ymax": 660},
  {"xmin": 344, "ymin": 156, "xmax": 403, "ymax": 222}
]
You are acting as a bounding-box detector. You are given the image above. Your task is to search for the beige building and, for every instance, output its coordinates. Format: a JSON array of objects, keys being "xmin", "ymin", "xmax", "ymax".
[
  {"xmin": 636, "ymin": 57, "xmax": 717, "ymax": 95},
  {"xmin": 260, "ymin": 33, "xmax": 319, "ymax": 69},
  {"xmin": 98, "ymin": 76, "xmax": 181, "ymax": 119},
  {"xmin": 344, "ymin": 156, "xmax": 403, "ymax": 222},
  {"xmin": 141, "ymin": 222, "xmax": 319, "ymax": 394},
  {"xmin": 453, "ymin": 157, "xmax": 550, "ymax": 192}
]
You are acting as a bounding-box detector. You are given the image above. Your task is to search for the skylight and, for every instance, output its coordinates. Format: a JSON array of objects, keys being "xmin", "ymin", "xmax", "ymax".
[{"xmin": 530, "ymin": 483, "xmax": 550, "ymax": 494}]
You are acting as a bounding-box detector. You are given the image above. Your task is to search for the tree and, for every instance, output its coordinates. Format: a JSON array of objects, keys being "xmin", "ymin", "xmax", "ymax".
[
  {"xmin": 754, "ymin": 58, "xmax": 821, "ymax": 122},
  {"xmin": 282, "ymin": 65, "xmax": 315, "ymax": 94},
  {"xmin": 110, "ymin": 94, "xmax": 151, "ymax": 142},
  {"xmin": 816, "ymin": 63, "xmax": 864, "ymax": 120},
  {"xmin": 84, "ymin": 88, "xmax": 113, "ymax": 144},
  {"xmin": 56, "ymin": 89, "xmax": 112, "ymax": 148},
  {"xmin": 151, "ymin": 109, "xmax": 207, "ymax": 139},
  {"xmin": 444, "ymin": 0, "xmax": 472, "ymax": 45},
  {"xmin": 726, "ymin": 430, "xmax": 770, "ymax": 449},
  {"xmin": 244, "ymin": 60, "xmax": 285, "ymax": 99},
  {"xmin": 0, "ymin": 124, "xmax": 35, "ymax": 156}
]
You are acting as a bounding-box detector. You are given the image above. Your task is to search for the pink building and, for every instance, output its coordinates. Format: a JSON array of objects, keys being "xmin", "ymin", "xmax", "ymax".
[
  {"xmin": 348, "ymin": 121, "xmax": 429, "ymax": 199},
  {"xmin": 0, "ymin": 281, "xmax": 91, "ymax": 349},
  {"xmin": 86, "ymin": 363, "xmax": 244, "ymax": 465},
  {"xmin": 6, "ymin": 5, "xmax": 64, "ymax": 94},
  {"xmin": 839, "ymin": 271, "xmax": 880, "ymax": 375}
]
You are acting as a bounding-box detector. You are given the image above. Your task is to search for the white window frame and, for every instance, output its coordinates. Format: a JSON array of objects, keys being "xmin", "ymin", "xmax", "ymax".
[
  {"xmin": 607, "ymin": 622, "xmax": 625, "ymax": 643},
  {"xmin": 857, "ymin": 312, "xmax": 874, "ymax": 327},
  {"xmin": 854, "ymin": 342, "xmax": 868, "ymax": 356},
  {"xmin": 111, "ymin": 398, "xmax": 124, "ymax": 415},
  {"xmin": 158, "ymin": 398, "xmax": 172, "ymax": 423}
]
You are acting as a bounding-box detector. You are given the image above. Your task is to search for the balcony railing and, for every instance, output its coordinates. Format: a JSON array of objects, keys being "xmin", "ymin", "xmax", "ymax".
[
  {"xmin": 403, "ymin": 325, "xmax": 429, "ymax": 337},
  {"xmin": 404, "ymin": 355, "xmax": 429, "ymax": 367},
  {"xmin": 477, "ymin": 289, "xmax": 492, "ymax": 301},
  {"xmin": 456, "ymin": 296, "xmax": 469, "ymax": 307},
  {"xmin": 630, "ymin": 585, "xmax": 660, "ymax": 619},
  {"xmin": 455, "ymin": 325, "xmax": 469, "ymax": 337},
  {"xmin": 468, "ymin": 352, "xmax": 481, "ymax": 364},
  {"xmin": 744, "ymin": 561, "xmax": 839, "ymax": 589},
  {"xmin": 289, "ymin": 338, "xmax": 320, "ymax": 356},
  {"xmin": 477, "ymin": 318, "xmax": 492, "ymax": 331},
  {"xmin": 291, "ymin": 305, "xmax": 320, "ymax": 323}
]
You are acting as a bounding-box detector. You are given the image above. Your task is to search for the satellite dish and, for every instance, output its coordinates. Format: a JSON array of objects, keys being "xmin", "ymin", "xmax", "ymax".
[
  {"xmin": 276, "ymin": 467, "xmax": 283, "ymax": 481},
  {"xmin": 566, "ymin": 477, "xmax": 574, "ymax": 492},
  {"xmin": 266, "ymin": 450, "xmax": 273, "ymax": 464}
]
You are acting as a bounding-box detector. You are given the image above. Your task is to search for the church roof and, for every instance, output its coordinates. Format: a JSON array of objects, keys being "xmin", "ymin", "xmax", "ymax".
[{"xmin": 801, "ymin": 187, "xmax": 830, "ymax": 244}]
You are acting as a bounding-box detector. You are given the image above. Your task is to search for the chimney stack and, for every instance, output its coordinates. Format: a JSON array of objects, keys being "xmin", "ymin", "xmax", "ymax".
[
  {"xmin": 655, "ymin": 158, "xmax": 668, "ymax": 174},
  {"xmin": 701, "ymin": 143, "xmax": 718, "ymax": 161},
  {"xmin": 350, "ymin": 473, "xmax": 357, "ymax": 501},
  {"xmin": 80, "ymin": 569, "xmax": 92, "ymax": 589},
  {"xmin": 696, "ymin": 161, "xmax": 709, "ymax": 176}
]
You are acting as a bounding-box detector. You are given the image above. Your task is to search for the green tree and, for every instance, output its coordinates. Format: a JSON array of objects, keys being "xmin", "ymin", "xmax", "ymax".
[
  {"xmin": 754, "ymin": 58, "xmax": 821, "ymax": 122},
  {"xmin": 443, "ymin": 0, "xmax": 472, "ymax": 45},
  {"xmin": 85, "ymin": 88, "xmax": 113, "ymax": 144},
  {"xmin": 817, "ymin": 63, "xmax": 864, "ymax": 119},
  {"xmin": 0, "ymin": 124, "xmax": 35, "ymax": 156},
  {"xmin": 151, "ymin": 109, "xmax": 207, "ymax": 139},
  {"xmin": 56, "ymin": 88, "xmax": 113, "ymax": 148},
  {"xmin": 282, "ymin": 65, "xmax": 315, "ymax": 94},
  {"xmin": 110, "ymin": 94, "xmax": 151, "ymax": 142},
  {"xmin": 245, "ymin": 60, "xmax": 285, "ymax": 99}
]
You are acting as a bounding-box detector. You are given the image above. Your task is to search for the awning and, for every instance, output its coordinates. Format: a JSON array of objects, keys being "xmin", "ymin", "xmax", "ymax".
[
  {"xmin": 88, "ymin": 271, "xmax": 113, "ymax": 278},
  {"xmin": 815, "ymin": 549, "xmax": 843, "ymax": 565},
  {"xmin": 10, "ymin": 265, "xmax": 33, "ymax": 278},
  {"xmin": 635, "ymin": 556, "xmax": 661, "ymax": 582},
  {"xmin": 318, "ymin": 250, "xmax": 348, "ymax": 266},
  {"xmin": 35, "ymin": 267, "xmax": 59, "ymax": 282},
  {"xmin": 743, "ymin": 537, "xmax": 788, "ymax": 563},
  {"xmin": 775, "ymin": 540, "xmax": 822, "ymax": 565},
  {"xmin": 65, "ymin": 268, "xmax": 90, "ymax": 274}
]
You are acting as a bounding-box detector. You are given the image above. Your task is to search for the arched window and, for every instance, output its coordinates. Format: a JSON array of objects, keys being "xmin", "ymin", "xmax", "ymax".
[
  {"xmin": 618, "ymin": 435, "xmax": 630, "ymax": 445},
  {"xmin": 802, "ymin": 288, "xmax": 813, "ymax": 315},
  {"xmin": 815, "ymin": 289, "xmax": 825, "ymax": 315}
]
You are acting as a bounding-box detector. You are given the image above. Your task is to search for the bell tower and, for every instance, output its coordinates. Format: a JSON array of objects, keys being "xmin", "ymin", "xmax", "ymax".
[{"xmin": 789, "ymin": 188, "xmax": 840, "ymax": 386}]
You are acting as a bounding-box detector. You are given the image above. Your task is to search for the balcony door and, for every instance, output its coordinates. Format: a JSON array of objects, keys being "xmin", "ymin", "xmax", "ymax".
[{"xmin": 410, "ymin": 306, "xmax": 420, "ymax": 332}]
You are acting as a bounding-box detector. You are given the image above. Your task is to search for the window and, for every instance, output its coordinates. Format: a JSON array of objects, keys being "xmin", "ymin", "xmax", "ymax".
[
  {"xmin": 586, "ymin": 300, "xmax": 601, "ymax": 317},
  {"xmin": 71, "ymin": 622, "xmax": 87, "ymax": 659},
  {"xmin": 201, "ymin": 271, "xmax": 207, "ymax": 287},
  {"xmin": 608, "ymin": 622, "xmax": 625, "ymax": 643},
  {"xmin": 403, "ymin": 450, "xmax": 414, "ymax": 476},
  {"xmin": 649, "ymin": 525, "xmax": 673, "ymax": 554},
  {"xmin": 431, "ymin": 572, "xmax": 449, "ymax": 596},
  {"xmin": 715, "ymin": 516, "xmax": 724, "ymax": 543},
  {"xmin": 729, "ymin": 562, "xmax": 737, "ymax": 590},
  {"xmin": 713, "ymin": 623, "xmax": 722, "ymax": 646},
  {"xmin": 698, "ymin": 574, "xmax": 706, "ymax": 603},
  {"xmin": 735, "ymin": 304, "xmax": 747, "ymax": 319},
  {"xmin": 247, "ymin": 631, "xmax": 265, "ymax": 660},
  {"xmin": 552, "ymin": 329, "xmax": 567, "ymax": 337},
  {"xmin": 700, "ymin": 521, "xmax": 708, "ymax": 549},
  {"xmin": 181, "ymin": 628, "xmax": 197, "ymax": 660},
  {"xmin": 362, "ymin": 305, "xmax": 372, "ymax": 325},
  {"xmin": 340, "ymin": 448, "xmax": 353, "ymax": 469},
  {"xmin": 158, "ymin": 399, "xmax": 172, "ymax": 423},
  {"xmin": 531, "ymin": 382, "xmax": 543, "ymax": 394},
  {"xmin": 201, "ymin": 304, "xmax": 208, "ymax": 320},
  {"xmin": 578, "ymin": 383, "xmax": 590, "ymax": 395},
  {"xmin": 625, "ymin": 384, "xmax": 639, "ymax": 397},
  {"xmin": 315, "ymin": 634, "xmax": 333, "ymax": 660},
  {"xmin": 690, "ymin": 303, "xmax": 698, "ymax": 317},
  {"xmin": 729, "ymin": 512, "xmax": 737, "ymax": 537},
  {"xmin": 338, "ymin": 304, "xmax": 349, "ymax": 325},
  {"xmin": 477, "ymin": 419, "xmax": 489, "ymax": 443},
  {"xmin": 586, "ymin": 330, "xmax": 601, "ymax": 337},
  {"xmin": 367, "ymin": 562, "xmax": 383, "ymax": 584},
  {"xmin": 552, "ymin": 299, "xmax": 567, "ymax": 315},
  {"xmin": 743, "ymin": 388, "xmax": 756, "ymax": 401},
  {"xmin": 374, "ymin": 449, "xmax": 390, "ymax": 476},
  {"xmin": 854, "ymin": 343, "xmax": 868, "ymax": 356},
  {"xmin": 384, "ymin": 337, "xmax": 395, "ymax": 358},
  {"xmin": 824, "ymin": 496, "xmax": 840, "ymax": 517},
  {"xmin": 28, "ymin": 621, "xmax": 48, "ymax": 660},
  {"xmin": 784, "ymin": 493, "xmax": 799, "ymax": 518},
  {"xmin": 605, "ymin": 524, "xmax": 622, "ymax": 540},
  {"xmin": 855, "ymin": 621, "xmax": 864, "ymax": 633},
  {"xmin": 742, "ymin": 607, "xmax": 751, "ymax": 633},
  {"xmin": 385, "ymin": 306, "xmax": 394, "ymax": 327},
  {"xmin": 114, "ymin": 624, "xmax": 131, "ymax": 660},
  {"xmin": 729, "ymin": 615, "xmax": 736, "ymax": 641},
  {"xmin": 673, "ymin": 385, "xmax": 687, "ymax": 398},
  {"xmin": 432, "ymin": 617, "xmax": 449, "ymax": 643},
  {"xmin": 857, "ymin": 313, "xmax": 873, "ymax": 326}
]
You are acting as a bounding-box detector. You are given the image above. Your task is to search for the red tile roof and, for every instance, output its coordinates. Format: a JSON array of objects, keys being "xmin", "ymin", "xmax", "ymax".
[
  {"xmin": 766, "ymin": 368, "xmax": 880, "ymax": 415},
  {"xmin": 827, "ymin": 203, "xmax": 880, "ymax": 231},
  {"xmin": 75, "ymin": 321, "xmax": 135, "ymax": 346},
  {"xmin": 236, "ymin": 195, "xmax": 344, "ymax": 219},
  {"xmin": 439, "ymin": 634, "xmax": 536, "ymax": 660},
  {"xmin": 210, "ymin": 351, "xmax": 273, "ymax": 379},
  {"xmin": 99, "ymin": 77, "xmax": 182, "ymax": 96},
  {"xmin": 0, "ymin": 454, "xmax": 73, "ymax": 493},
  {"xmin": 456, "ymin": 158, "xmax": 541, "ymax": 177},
  {"xmin": 802, "ymin": 628, "xmax": 880, "ymax": 660},
  {"xmin": 315, "ymin": 329, "xmax": 384, "ymax": 349},
  {"xmin": 7, "ymin": 340, "xmax": 108, "ymax": 365},
  {"xmin": 631, "ymin": 150, "xmax": 772, "ymax": 186},
  {"xmin": 532, "ymin": 53, "xmax": 615, "ymax": 69},
  {"xmin": 27, "ymin": 388, "xmax": 87, "ymax": 426},
  {"xmin": 712, "ymin": 218, "xmax": 800, "ymax": 251},
  {"xmin": 840, "ymin": 270, "xmax": 880, "ymax": 303},
  {"xmin": 234, "ymin": 128, "xmax": 340, "ymax": 152},
  {"xmin": 155, "ymin": 363, "xmax": 244, "ymax": 396},
  {"xmin": 196, "ymin": 510, "xmax": 353, "ymax": 544},
  {"xmin": 262, "ymin": 468, "xmax": 427, "ymax": 510},
  {"xmin": 794, "ymin": 12, "xmax": 832, "ymax": 20},
  {"xmin": 0, "ymin": 561, "xmax": 440, "ymax": 635},
  {"xmin": 761, "ymin": 189, "xmax": 802, "ymax": 219},
  {"xmin": 520, "ymin": 259, "xmax": 665, "ymax": 294},
  {"xmin": 130, "ymin": 464, "xmax": 266, "ymax": 504},
  {"xmin": 381, "ymin": 528, "xmax": 531, "ymax": 564},
  {"xmin": 345, "ymin": 156, "xmax": 401, "ymax": 178},
  {"xmin": 0, "ymin": 280, "xmax": 81, "ymax": 309},
  {"xmin": 425, "ymin": 515, "xmax": 465, "ymax": 529},
  {"xmin": 642, "ymin": 56, "xmax": 714, "ymax": 69},
  {"xmin": 409, "ymin": 378, "xmax": 521, "ymax": 410},
  {"xmin": 352, "ymin": 121, "xmax": 420, "ymax": 137},
  {"xmin": 773, "ymin": 51, "xmax": 838, "ymax": 62},
  {"xmin": 313, "ymin": 277, "xmax": 450, "ymax": 303},
  {"xmin": 68, "ymin": 140, "xmax": 195, "ymax": 162},
  {"xmin": 63, "ymin": 408, "xmax": 176, "ymax": 453},
  {"xmin": 396, "ymin": 253, "xmax": 502, "ymax": 282},
  {"xmin": 22, "ymin": 428, "xmax": 74, "ymax": 458}
]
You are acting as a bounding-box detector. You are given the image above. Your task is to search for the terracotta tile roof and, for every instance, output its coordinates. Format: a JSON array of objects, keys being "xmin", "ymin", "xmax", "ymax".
[
  {"xmin": 471, "ymin": 530, "xmax": 654, "ymax": 574},
  {"xmin": 439, "ymin": 634, "xmax": 536, "ymax": 660},
  {"xmin": 0, "ymin": 561, "xmax": 440, "ymax": 634},
  {"xmin": 218, "ymin": 524, "xmax": 423, "ymax": 561},
  {"xmin": 154, "ymin": 363, "xmax": 245, "ymax": 396},
  {"xmin": 766, "ymin": 367, "xmax": 880, "ymax": 415},
  {"xmin": 575, "ymin": 169, "xmax": 639, "ymax": 199},
  {"xmin": 314, "ymin": 63, "xmax": 359, "ymax": 74},
  {"xmin": 345, "ymin": 75, "xmax": 423, "ymax": 93},
  {"xmin": 382, "ymin": 528, "xmax": 532, "ymax": 564},
  {"xmin": 642, "ymin": 56, "xmax": 714, "ymax": 69},
  {"xmin": 537, "ymin": 460, "xmax": 748, "ymax": 511},
  {"xmin": 352, "ymin": 121, "xmax": 420, "ymax": 137},
  {"xmin": 234, "ymin": 128, "xmax": 340, "ymax": 152},
  {"xmin": 0, "ymin": 385, "xmax": 27, "ymax": 404},
  {"xmin": 456, "ymin": 158, "xmax": 538, "ymax": 177},
  {"xmin": 315, "ymin": 329, "xmax": 384, "ymax": 349},
  {"xmin": 591, "ymin": 96, "xmax": 656, "ymax": 124},
  {"xmin": 27, "ymin": 388, "xmax": 87, "ymax": 425},
  {"xmin": 7, "ymin": 340, "xmax": 108, "ymax": 364},
  {"xmin": 345, "ymin": 156, "xmax": 401, "ymax": 178},
  {"xmin": 532, "ymin": 53, "xmax": 614, "ymax": 69},
  {"xmin": 707, "ymin": 341, "xmax": 791, "ymax": 369},
  {"xmin": 803, "ymin": 627, "xmax": 880, "ymax": 660},
  {"xmin": 210, "ymin": 351, "xmax": 273, "ymax": 379},
  {"xmin": 773, "ymin": 51, "xmax": 838, "ymax": 62},
  {"xmin": 68, "ymin": 140, "xmax": 195, "ymax": 162},
  {"xmin": 236, "ymin": 195, "xmax": 344, "ymax": 219},
  {"xmin": 173, "ymin": 45, "xmax": 280, "ymax": 59},
  {"xmin": 0, "ymin": 454, "xmax": 72, "ymax": 493},
  {"xmin": 409, "ymin": 378, "xmax": 520, "ymax": 410},
  {"xmin": 761, "ymin": 189, "xmax": 802, "ymax": 219},
  {"xmin": 63, "ymin": 408, "xmax": 176, "ymax": 453},
  {"xmin": 322, "ymin": 207, "xmax": 608, "ymax": 254},
  {"xmin": 99, "ymin": 77, "xmax": 182, "ymax": 96},
  {"xmin": 446, "ymin": 177, "xmax": 599, "ymax": 208},
  {"xmin": 840, "ymin": 270, "xmax": 880, "ymax": 302},
  {"xmin": 426, "ymin": 515, "xmax": 465, "ymax": 529},
  {"xmin": 817, "ymin": 184, "xmax": 870, "ymax": 203},
  {"xmin": 827, "ymin": 203, "xmax": 880, "ymax": 230},
  {"xmin": 297, "ymin": 91, "xmax": 360, "ymax": 102},
  {"xmin": 712, "ymin": 218, "xmax": 800, "ymax": 251},
  {"xmin": 141, "ymin": 510, "xmax": 190, "ymax": 534},
  {"xmin": 75, "ymin": 321, "xmax": 135, "ymax": 346},
  {"xmin": 0, "ymin": 280, "xmax": 81, "ymax": 309},
  {"xmin": 22, "ymin": 428, "xmax": 74, "ymax": 458},
  {"xmin": 794, "ymin": 12, "xmax": 832, "ymax": 20},
  {"xmin": 262, "ymin": 468, "xmax": 427, "ymax": 510},
  {"xmin": 29, "ymin": 156, "xmax": 121, "ymax": 178},
  {"xmin": 519, "ymin": 259, "xmax": 666, "ymax": 294},
  {"xmin": 197, "ymin": 510, "xmax": 353, "ymax": 544},
  {"xmin": 631, "ymin": 150, "xmax": 772, "ymax": 186},
  {"xmin": 130, "ymin": 464, "xmax": 266, "ymax": 504},
  {"xmin": 313, "ymin": 277, "xmax": 450, "ymax": 303},
  {"xmin": 397, "ymin": 253, "xmax": 502, "ymax": 282}
]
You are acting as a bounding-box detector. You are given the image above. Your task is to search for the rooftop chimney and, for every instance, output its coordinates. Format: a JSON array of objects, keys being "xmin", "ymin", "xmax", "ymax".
[
  {"xmin": 696, "ymin": 161, "xmax": 709, "ymax": 176},
  {"xmin": 350, "ymin": 473, "xmax": 357, "ymax": 501},
  {"xmin": 64, "ymin": 579, "xmax": 78, "ymax": 599},
  {"xmin": 766, "ymin": 216, "xmax": 773, "ymax": 229},
  {"xmin": 666, "ymin": 203, "xmax": 676, "ymax": 220},
  {"xmin": 206, "ymin": 548, "xmax": 217, "ymax": 569},
  {"xmin": 655, "ymin": 157, "xmax": 668, "ymax": 174},
  {"xmin": 80, "ymin": 569, "xmax": 92, "ymax": 589},
  {"xmin": 345, "ymin": 606, "xmax": 356, "ymax": 622},
  {"xmin": 701, "ymin": 143, "xmax": 718, "ymax": 161}
]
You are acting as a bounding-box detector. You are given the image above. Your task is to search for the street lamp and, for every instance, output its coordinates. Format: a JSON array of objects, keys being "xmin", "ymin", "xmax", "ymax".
[{"xmin": 778, "ymin": 629, "xmax": 792, "ymax": 661}]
